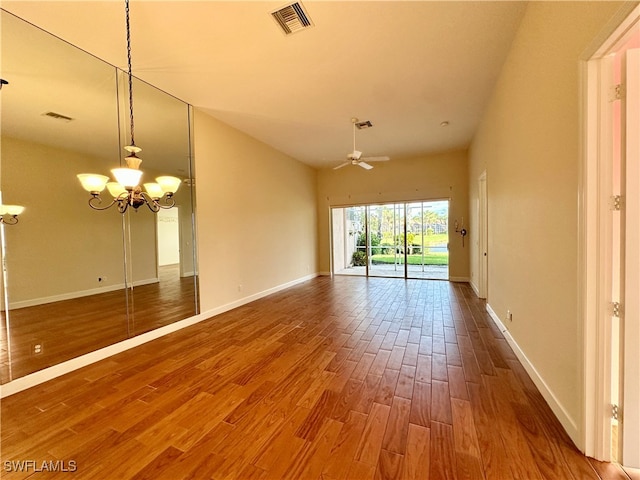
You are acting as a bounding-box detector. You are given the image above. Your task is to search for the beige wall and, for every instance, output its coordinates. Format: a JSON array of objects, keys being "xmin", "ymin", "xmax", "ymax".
[
  {"xmin": 468, "ymin": 1, "xmax": 626, "ymax": 441},
  {"xmin": 317, "ymin": 150, "xmax": 469, "ymax": 280},
  {"xmin": 1, "ymin": 136, "xmax": 180, "ymax": 306},
  {"xmin": 193, "ymin": 110, "xmax": 318, "ymax": 312},
  {"xmin": 3, "ymin": 136, "xmax": 127, "ymax": 304}
]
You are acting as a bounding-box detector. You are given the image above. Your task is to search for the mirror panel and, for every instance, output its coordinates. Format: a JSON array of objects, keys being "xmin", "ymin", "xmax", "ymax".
[
  {"xmin": 0, "ymin": 10, "xmax": 198, "ymax": 383},
  {"xmin": 1, "ymin": 10, "xmax": 126, "ymax": 382},
  {"xmin": 120, "ymin": 73, "xmax": 197, "ymax": 336}
]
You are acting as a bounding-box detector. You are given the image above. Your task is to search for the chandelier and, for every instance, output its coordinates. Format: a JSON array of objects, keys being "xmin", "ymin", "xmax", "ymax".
[
  {"xmin": 77, "ymin": 0, "xmax": 180, "ymax": 213},
  {"xmin": 0, "ymin": 204, "xmax": 24, "ymax": 225}
]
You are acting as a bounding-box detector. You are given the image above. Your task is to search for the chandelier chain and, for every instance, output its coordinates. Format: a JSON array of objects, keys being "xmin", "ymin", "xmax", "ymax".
[{"xmin": 125, "ymin": 0, "xmax": 135, "ymax": 146}]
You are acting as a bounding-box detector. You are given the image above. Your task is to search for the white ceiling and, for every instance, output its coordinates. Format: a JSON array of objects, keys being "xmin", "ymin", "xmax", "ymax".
[{"xmin": 1, "ymin": 1, "xmax": 527, "ymax": 169}]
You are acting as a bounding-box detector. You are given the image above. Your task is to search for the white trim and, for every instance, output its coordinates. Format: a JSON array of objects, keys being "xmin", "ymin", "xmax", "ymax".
[
  {"xmin": 470, "ymin": 280, "xmax": 480, "ymax": 297},
  {"xmin": 7, "ymin": 277, "xmax": 159, "ymax": 310},
  {"xmin": 622, "ymin": 47, "xmax": 640, "ymax": 469},
  {"xmin": 486, "ymin": 303, "xmax": 579, "ymax": 444},
  {"xmin": 0, "ymin": 272, "xmax": 319, "ymax": 398},
  {"xmin": 448, "ymin": 276, "xmax": 469, "ymax": 283}
]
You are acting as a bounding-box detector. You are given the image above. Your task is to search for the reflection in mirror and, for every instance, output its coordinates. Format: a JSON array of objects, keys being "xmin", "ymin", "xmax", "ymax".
[
  {"xmin": 121, "ymin": 74, "xmax": 198, "ymax": 336},
  {"xmin": 0, "ymin": 10, "xmax": 198, "ymax": 384}
]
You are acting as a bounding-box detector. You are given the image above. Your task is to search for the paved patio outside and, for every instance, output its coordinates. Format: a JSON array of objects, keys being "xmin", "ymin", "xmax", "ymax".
[{"xmin": 335, "ymin": 263, "xmax": 448, "ymax": 280}]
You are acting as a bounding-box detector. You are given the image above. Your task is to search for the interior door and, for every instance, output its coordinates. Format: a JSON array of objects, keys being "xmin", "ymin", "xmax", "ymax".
[{"xmin": 478, "ymin": 172, "xmax": 488, "ymax": 299}]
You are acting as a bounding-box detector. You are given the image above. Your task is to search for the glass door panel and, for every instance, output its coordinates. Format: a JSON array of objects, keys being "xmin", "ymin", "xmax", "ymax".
[
  {"xmin": 407, "ymin": 200, "xmax": 449, "ymax": 280},
  {"xmin": 369, "ymin": 203, "xmax": 404, "ymax": 278}
]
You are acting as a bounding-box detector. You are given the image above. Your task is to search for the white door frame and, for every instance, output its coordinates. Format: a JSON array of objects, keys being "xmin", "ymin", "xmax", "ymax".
[
  {"xmin": 622, "ymin": 46, "xmax": 639, "ymax": 469},
  {"xmin": 581, "ymin": 3, "xmax": 640, "ymax": 464},
  {"xmin": 478, "ymin": 171, "xmax": 488, "ymax": 299}
]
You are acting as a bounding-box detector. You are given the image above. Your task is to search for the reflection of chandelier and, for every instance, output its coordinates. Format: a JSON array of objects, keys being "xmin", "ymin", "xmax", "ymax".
[
  {"xmin": 0, "ymin": 204, "xmax": 24, "ymax": 225},
  {"xmin": 77, "ymin": 0, "xmax": 180, "ymax": 214}
]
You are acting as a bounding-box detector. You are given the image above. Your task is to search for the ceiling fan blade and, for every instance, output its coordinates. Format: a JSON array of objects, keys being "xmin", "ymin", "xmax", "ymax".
[
  {"xmin": 333, "ymin": 162, "xmax": 350, "ymax": 170},
  {"xmin": 358, "ymin": 162, "xmax": 373, "ymax": 170},
  {"xmin": 361, "ymin": 156, "xmax": 390, "ymax": 162}
]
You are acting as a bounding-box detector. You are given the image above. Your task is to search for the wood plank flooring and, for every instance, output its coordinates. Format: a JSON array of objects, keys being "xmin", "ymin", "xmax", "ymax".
[
  {"xmin": 0, "ymin": 276, "xmax": 633, "ymax": 479},
  {"xmin": 1, "ymin": 265, "xmax": 197, "ymax": 382}
]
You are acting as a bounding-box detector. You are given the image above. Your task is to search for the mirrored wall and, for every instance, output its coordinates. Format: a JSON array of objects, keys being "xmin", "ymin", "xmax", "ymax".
[{"xmin": 0, "ymin": 10, "xmax": 199, "ymax": 383}]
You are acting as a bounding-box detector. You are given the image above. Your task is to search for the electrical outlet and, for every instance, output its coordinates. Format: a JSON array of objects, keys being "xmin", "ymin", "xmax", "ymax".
[
  {"xmin": 507, "ymin": 310, "xmax": 513, "ymax": 322},
  {"xmin": 238, "ymin": 284, "xmax": 243, "ymax": 292},
  {"xmin": 33, "ymin": 343, "xmax": 43, "ymax": 355}
]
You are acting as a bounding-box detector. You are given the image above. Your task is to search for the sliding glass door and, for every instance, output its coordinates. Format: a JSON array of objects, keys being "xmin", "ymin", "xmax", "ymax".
[{"xmin": 332, "ymin": 200, "xmax": 449, "ymax": 280}]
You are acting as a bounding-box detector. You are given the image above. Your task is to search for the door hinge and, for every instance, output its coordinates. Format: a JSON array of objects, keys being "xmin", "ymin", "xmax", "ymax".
[
  {"xmin": 609, "ymin": 83, "xmax": 626, "ymax": 102},
  {"xmin": 611, "ymin": 302, "xmax": 622, "ymax": 318},
  {"xmin": 611, "ymin": 195, "xmax": 623, "ymax": 211},
  {"xmin": 612, "ymin": 403, "xmax": 621, "ymax": 421}
]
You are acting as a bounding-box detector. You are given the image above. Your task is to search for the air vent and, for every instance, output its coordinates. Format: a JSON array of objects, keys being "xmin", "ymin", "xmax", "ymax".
[
  {"xmin": 355, "ymin": 120, "xmax": 373, "ymax": 130},
  {"xmin": 271, "ymin": 2, "xmax": 313, "ymax": 35},
  {"xmin": 43, "ymin": 111, "xmax": 74, "ymax": 122}
]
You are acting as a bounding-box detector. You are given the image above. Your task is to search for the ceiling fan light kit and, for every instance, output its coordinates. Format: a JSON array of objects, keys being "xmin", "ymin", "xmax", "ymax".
[{"xmin": 333, "ymin": 117, "xmax": 391, "ymax": 171}]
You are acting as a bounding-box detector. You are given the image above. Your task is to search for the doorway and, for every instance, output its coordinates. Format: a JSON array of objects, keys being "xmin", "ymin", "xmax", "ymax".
[
  {"xmin": 583, "ymin": 5, "xmax": 639, "ymax": 469},
  {"xmin": 478, "ymin": 171, "xmax": 488, "ymax": 299},
  {"xmin": 331, "ymin": 200, "xmax": 449, "ymax": 280},
  {"xmin": 156, "ymin": 207, "xmax": 181, "ymax": 280}
]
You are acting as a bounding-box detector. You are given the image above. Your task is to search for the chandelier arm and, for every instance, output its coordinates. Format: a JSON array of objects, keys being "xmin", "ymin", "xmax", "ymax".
[
  {"xmin": 88, "ymin": 195, "xmax": 118, "ymax": 211},
  {"xmin": 158, "ymin": 195, "xmax": 176, "ymax": 209},
  {"xmin": 117, "ymin": 199, "xmax": 129, "ymax": 214},
  {"xmin": 0, "ymin": 216, "xmax": 19, "ymax": 225},
  {"xmin": 138, "ymin": 192, "xmax": 161, "ymax": 213}
]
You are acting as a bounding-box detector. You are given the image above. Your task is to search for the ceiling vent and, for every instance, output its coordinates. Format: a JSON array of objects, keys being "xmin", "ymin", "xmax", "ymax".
[
  {"xmin": 43, "ymin": 111, "xmax": 74, "ymax": 122},
  {"xmin": 355, "ymin": 120, "xmax": 373, "ymax": 130},
  {"xmin": 271, "ymin": 2, "xmax": 313, "ymax": 35}
]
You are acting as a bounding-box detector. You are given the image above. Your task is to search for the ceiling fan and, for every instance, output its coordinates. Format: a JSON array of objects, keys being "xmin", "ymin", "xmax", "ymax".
[{"xmin": 333, "ymin": 118, "xmax": 390, "ymax": 170}]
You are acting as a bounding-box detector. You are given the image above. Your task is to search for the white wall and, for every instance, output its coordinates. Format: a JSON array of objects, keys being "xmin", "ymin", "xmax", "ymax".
[
  {"xmin": 157, "ymin": 208, "xmax": 180, "ymax": 266},
  {"xmin": 468, "ymin": 1, "xmax": 626, "ymax": 445},
  {"xmin": 193, "ymin": 110, "xmax": 318, "ymax": 313}
]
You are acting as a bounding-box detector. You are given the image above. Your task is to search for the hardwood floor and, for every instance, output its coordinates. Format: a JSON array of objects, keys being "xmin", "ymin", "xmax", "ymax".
[
  {"xmin": 0, "ymin": 276, "xmax": 632, "ymax": 479},
  {"xmin": 1, "ymin": 265, "xmax": 197, "ymax": 383}
]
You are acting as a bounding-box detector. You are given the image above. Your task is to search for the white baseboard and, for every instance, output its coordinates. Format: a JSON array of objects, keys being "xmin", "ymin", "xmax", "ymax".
[
  {"xmin": 0, "ymin": 272, "xmax": 319, "ymax": 398},
  {"xmin": 202, "ymin": 273, "xmax": 319, "ymax": 317},
  {"xmin": 485, "ymin": 303, "xmax": 579, "ymax": 445},
  {"xmin": 9, "ymin": 277, "xmax": 159, "ymax": 310},
  {"xmin": 449, "ymin": 276, "xmax": 470, "ymax": 283},
  {"xmin": 470, "ymin": 280, "xmax": 480, "ymax": 297}
]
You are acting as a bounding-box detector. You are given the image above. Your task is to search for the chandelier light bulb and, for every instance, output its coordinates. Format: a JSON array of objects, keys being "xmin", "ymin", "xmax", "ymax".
[
  {"xmin": 0, "ymin": 204, "xmax": 25, "ymax": 216},
  {"xmin": 156, "ymin": 176, "xmax": 181, "ymax": 195},
  {"xmin": 77, "ymin": 174, "xmax": 110, "ymax": 194},
  {"xmin": 112, "ymin": 168, "xmax": 143, "ymax": 189},
  {"xmin": 143, "ymin": 182, "xmax": 164, "ymax": 199},
  {"xmin": 106, "ymin": 182, "xmax": 127, "ymax": 198}
]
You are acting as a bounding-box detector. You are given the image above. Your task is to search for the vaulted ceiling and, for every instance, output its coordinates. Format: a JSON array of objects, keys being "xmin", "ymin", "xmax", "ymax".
[{"xmin": 1, "ymin": 1, "xmax": 527, "ymax": 169}]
